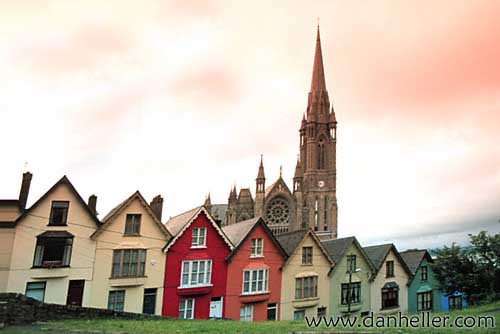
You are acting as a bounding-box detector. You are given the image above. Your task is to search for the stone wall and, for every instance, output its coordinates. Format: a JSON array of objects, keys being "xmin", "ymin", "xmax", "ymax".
[{"xmin": 0, "ymin": 293, "xmax": 161, "ymax": 326}]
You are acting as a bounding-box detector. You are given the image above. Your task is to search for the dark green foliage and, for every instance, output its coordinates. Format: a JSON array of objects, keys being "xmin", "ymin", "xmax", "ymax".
[{"xmin": 432, "ymin": 231, "xmax": 500, "ymax": 304}]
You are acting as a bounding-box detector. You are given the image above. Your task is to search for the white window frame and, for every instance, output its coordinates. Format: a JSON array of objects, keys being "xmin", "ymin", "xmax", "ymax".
[
  {"xmin": 191, "ymin": 227, "xmax": 207, "ymax": 248},
  {"xmin": 250, "ymin": 238, "xmax": 264, "ymax": 257},
  {"xmin": 240, "ymin": 304, "xmax": 253, "ymax": 322},
  {"xmin": 179, "ymin": 298, "xmax": 195, "ymax": 319},
  {"xmin": 267, "ymin": 303, "xmax": 278, "ymax": 320},
  {"xmin": 180, "ymin": 260, "xmax": 212, "ymax": 288},
  {"xmin": 242, "ymin": 268, "xmax": 269, "ymax": 295}
]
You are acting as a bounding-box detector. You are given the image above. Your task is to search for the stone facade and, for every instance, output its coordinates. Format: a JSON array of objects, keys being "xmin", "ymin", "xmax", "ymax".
[{"xmin": 220, "ymin": 27, "xmax": 338, "ymax": 239}]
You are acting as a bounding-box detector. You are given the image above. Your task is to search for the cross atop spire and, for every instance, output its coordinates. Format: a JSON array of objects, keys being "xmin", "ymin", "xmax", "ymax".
[{"xmin": 310, "ymin": 25, "xmax": 326, "ymax": 92}]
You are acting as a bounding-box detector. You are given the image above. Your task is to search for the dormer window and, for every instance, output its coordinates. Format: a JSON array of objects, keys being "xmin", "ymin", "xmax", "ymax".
[
  {"xmin": 250, "ymin": 238, "xmax": 263, "ymax": 257},
  {"xmin": 124, "ymin": 214, "xmax": 141, "ymax": 236},
  {"xmin": 191, "ymin": 227, "xmax": 207, "ymax": 248},
  {"xmin": 49, "ymin": 201, "xmax": 69, "ymax": 226}
]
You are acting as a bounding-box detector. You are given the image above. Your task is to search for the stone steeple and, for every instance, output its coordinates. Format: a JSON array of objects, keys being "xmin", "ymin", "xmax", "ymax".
[{"xmin": 310, "ymin": 25, "xmax": 326, "ymax": 92}]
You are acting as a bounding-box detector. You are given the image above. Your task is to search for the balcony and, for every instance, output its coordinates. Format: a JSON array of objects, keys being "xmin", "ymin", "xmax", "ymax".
[
  {"xmin": 292, "ymin": 297, "xmax": 320, "ymax": 309},
  {"xmin": 239, "ymin": 292, "xmax": 270, "ymax": 303},
  {"xmin": 177, "ymin": 285, "xmax": 213, "ymax": 296}
]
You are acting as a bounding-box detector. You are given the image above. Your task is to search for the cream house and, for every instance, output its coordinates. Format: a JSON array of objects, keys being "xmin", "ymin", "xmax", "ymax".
[
  {"xmin": 0, "ymin": 172, "xmax": 32, "ymax": 292},
  {"xmin": 276, "ymin": 229, "xmax": 334, "ymax": 320},
  {"xmin": 363, "ymin": 244, "xmax": 412, "ymax": 314},
  {"xmin": 6, "ymin": 175, "xmax": 100, "ymax": 306},
  {"xmin": 90, "ymin": 191, "xmax": 171, "ymax": 315}
]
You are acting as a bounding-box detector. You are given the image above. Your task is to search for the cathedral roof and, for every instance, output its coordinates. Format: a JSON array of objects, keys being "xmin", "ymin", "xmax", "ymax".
[
  {"xmin": 264, "ymin": 177, "xmax": 292, "ymax": 198},
  {"xmin": 210, "ymin": 204, "xmax": 227, "ymax": 225},
  {"xmin": 310, "ymin": 25, "xmax": 327, "ymax": 92}
]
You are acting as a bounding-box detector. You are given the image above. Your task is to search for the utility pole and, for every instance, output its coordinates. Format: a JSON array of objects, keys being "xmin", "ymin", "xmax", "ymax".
[{"xmin": 346, "ymin": 254, "xmax": 361, "ymax": 318}]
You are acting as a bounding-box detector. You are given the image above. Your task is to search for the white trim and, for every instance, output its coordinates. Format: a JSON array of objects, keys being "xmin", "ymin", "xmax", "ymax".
[
  {"xmin": 179, "ymin": 259, "xmax": 212, "ymax": 288},
  {"xmin": 164, "ymin": 207, "xmax": 234, "ymax": 253},
  {"xmin": 179, "ymin": 298, "xmax": 195, "ymax": 319},
  {"xmin": 241, "ymin": 268, "xmax": 269, "ymax": 295}
]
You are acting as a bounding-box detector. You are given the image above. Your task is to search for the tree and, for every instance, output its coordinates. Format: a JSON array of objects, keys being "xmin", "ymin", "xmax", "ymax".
[{"xmin": 432, "ymin": 231, "xmax": 500, "ymax": 304}]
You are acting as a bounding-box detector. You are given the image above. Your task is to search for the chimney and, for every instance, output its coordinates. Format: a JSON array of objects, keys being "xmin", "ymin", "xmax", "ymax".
[
  {"xmin": 150, "ymin": 195, "xmax": 163, "ymax": 221},
  {"xmin": 18, "ymin": 172, "xmax": 32, "ymax": 210},
  {"xmin": 88, "ymin": 194, "xmax": 97, "ymax": 215}
]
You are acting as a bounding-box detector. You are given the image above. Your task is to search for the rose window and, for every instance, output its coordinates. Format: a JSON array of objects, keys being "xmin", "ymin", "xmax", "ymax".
[{"xmin": 266, "ymin": 198, "xmax": 290, "ymax": 225}]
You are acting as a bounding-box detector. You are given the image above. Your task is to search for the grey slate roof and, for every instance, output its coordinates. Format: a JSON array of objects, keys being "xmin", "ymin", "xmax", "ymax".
[
  {"xmin": 222, "ymin": 217, "xmax": 260, "ymax": 247},
  {"xmin": 363, "ymin": 244, "xmax": 393, "ymax": 271},
  {"xmin": 400, "ymin": 249, "xmax": 428, "ymax": 275},
  {"xmin": 321, "ymin": 236, "xmax": 356, "ymax": 264},
  {"xmin": 210, "ymin": 204, "xmax": 227, "ymax": 225},
  {"xmin": 275, "ymin": 229, "xmax": 308, "ymax": 257},
  {"xmin": 165, "ymin": 206, "xmax": 202, "ymax": 237}
]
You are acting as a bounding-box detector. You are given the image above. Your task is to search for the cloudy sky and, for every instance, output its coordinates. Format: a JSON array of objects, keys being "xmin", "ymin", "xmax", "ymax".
[{"xmin": 1, "ymin": 0, "xmax": 499, "ymax": 250}]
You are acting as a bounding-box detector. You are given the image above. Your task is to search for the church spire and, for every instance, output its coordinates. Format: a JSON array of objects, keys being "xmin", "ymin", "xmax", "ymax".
[
  {"xmin": 310, "ymin": 25, "xmax": 326, "ymax": 92},
  {"xmin": 257, "ymin": 154, "xmax": 265, "ymax": 180}
]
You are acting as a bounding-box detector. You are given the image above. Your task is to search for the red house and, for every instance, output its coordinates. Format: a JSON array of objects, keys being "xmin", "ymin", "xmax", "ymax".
[
  {"xmin": 222, "ymin": 217, "xmax": 287, "ymax": 321},
  {"xmin": 162, "ymin": 206, "xmax": 233, "ymax": 319}
]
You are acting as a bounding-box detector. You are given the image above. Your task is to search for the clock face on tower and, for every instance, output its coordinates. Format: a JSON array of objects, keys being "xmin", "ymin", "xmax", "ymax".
[{"xmin": 318, "ymin": 180, "xmax": 325, "ymax": 188}]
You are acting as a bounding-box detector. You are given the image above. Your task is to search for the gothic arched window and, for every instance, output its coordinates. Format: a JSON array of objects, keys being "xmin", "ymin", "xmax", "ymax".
[
  {"xmin": 314, "ymin": 199, "xmax": 319, "ymax": 231},
  {"xmin": 318, "ymin": 138, "xmax": 326, "ymax": 169},
  {"xmin": 265, "ymin": 197, "xmax": 290, "ymax": 226}
]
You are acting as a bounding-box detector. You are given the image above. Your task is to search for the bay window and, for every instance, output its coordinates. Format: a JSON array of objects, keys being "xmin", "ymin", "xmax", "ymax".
[
  {"xmin": 180, "ymin": 260, "xmax": 212, "ymax": 287},
  {"xmin": 242, "ymin": 268, "xmax": 268, "ymax": 294}
]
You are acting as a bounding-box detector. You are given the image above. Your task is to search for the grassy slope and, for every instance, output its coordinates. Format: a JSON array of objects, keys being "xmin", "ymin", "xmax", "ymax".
[{"xmin": 46, "ymin": 301, "xmax": 500, "ymax": 334}]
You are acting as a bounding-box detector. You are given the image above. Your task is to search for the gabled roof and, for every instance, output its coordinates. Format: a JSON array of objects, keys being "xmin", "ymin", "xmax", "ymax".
[
  {"xmin": 91, "ymin": 191, "xmax": 171, "ymax": 239},
  {"xmin": 363, "ymin": 243, "xmax": 412, "ymax": 276},
  {"xmin": 264, "ymin": 177, "xmax": 293, "ymax": 198},
  {"xmin": 222, "ymin": 217, "xmax": 288, "ymax": 262},
  {"xmin": 163, "ymin": 206, "xmax": 233, "ymax": 252},
  {"xmin": 14, "ymin": 175, "xmax": 100, "ymax": 227},
  {"xmin": 321, "ymin": 236, "xmax": 376, "ymax": 274},
  {"xmin": 276, "ymin": 228, "xmax": 334, "ymax": 267},
  {"xmin": 400, "ymin": 249, "xmax": 433, "ymax": 275},
  {"xmin": 275, "ymin": 229, "xmax": 308, "ymax": 256}
]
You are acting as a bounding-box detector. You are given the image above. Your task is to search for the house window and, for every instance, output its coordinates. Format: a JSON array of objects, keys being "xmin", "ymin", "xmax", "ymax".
[
  {"xmin": 417, "ymin": 291, "xmax": 433, "ymax": 311},
  {"xmin": 25, "ymin": 282, "xmax": 46, "ymax": 302},
  {"xmin": 267, "ymin": 303, "xmax": 278, "ymax": 320},
  {"xmin": 449, "ymin": 295, "xmax": 463, "ymax": 310},
  {"xmin": 251, "ymin": 238, "xmax": 264, "ymax": 257},
  {"xmin": 240, "ymin": 305, "xmax": 253, "ymax": 322},
  {"xmin": 111, "ymin": 249, "xmax": 146, "ymax": 277},
  {"xmin": 179, "ymin": 299, "xmax": 195, "ymax": 319},
  {"xmin": 49, "ymin": 201, "xmax": 69, "ymax": 226},
  {"xmin": 295, "ymin": 276, "xmax": 318, "ymax": 299},
  {"xmin": 386, "ymin": 261, "xmax": 394, "ymax": 277},
  {"xmin": 33, "ymin": 236, "xmax": 73, "ymax": 268},
  {"xmin": 302, "ymin": 247, "xmax": 313, "ymax": 265},
  {"xmin": 346, "ymin": 255, "xmax": 357, "ymax": 273},
  {"xmin": 421, "ymin": 266, "xmax": 428, "ymax": 281},
  {"xmin": 180, "ymin": 260, "xmax": 212, "ymax": 288},
  {"xmin": 191, "ymin": 227, "xmax": 207, "ymax": 247},
  {"xmin": 317, "ymin": 306, "xmax": 327, "ymax": 317},
  {"xmin": 108, "ymin": 290, "xmax": 125, "ymax": 311},
  {"xmin": 124, "ymin": 214, "xmax": 141, "ymax": 235},
  {"xmin": 242, "ymin": 268, "xmax": 268, "ymax": 294},
  {"xmin": 341, "ymin": 282, "xmax": 361, "ymax": 305},
  {"xmin": 294, "ymin": 310, "xmax": 305, "ymax": 320},
  {"xmin": 381, "ymin": 286, "xmax": 399, "ymax": 309}
]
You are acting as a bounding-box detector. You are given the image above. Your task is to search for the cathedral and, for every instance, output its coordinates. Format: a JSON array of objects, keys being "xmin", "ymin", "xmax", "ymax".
[{"xmin": 205, "ymin": 27, "xmax": 338, "ymax": 239}]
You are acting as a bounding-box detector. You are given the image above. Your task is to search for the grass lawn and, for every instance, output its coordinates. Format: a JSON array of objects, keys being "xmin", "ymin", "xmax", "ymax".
[{"xmin": 41, "ymin": 301, "xmax": 499, "ymax": 334}]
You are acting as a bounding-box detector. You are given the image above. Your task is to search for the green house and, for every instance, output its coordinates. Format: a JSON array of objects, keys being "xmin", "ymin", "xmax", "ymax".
[
  {"xmin": 400, "ymin": 249, "xmax": 442, "ymax": 313},
  {"xmin": 321, "ymin": 237, "xmax": 376, "ymax": 317}
]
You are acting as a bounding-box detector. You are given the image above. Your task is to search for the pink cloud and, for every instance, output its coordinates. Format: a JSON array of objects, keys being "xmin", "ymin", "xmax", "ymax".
[{"xmin": 10, "ymin": 24, "xmax": 133, "ymax": 75}]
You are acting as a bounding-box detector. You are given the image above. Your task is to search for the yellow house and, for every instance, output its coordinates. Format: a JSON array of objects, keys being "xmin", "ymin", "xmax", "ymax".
[
  {"xmin": 6, "ymin": 175, "xmax": 100, "ymax": 306},
  {"xmin": 90, "ymin": 191, "xmax": 171, "ymax": 315},
  {"xmin": 0, "ymin": 172, "xmax": 32, "ymax": 292},
  {"xmin": 363, "ymin": 244, "xmax": 412, "ymax": 314},
  {"xmin": 276, "ymin": 229, "xmax": 334, "ymax": 320}
]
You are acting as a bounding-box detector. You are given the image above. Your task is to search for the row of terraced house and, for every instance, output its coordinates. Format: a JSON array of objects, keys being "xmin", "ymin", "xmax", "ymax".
[{"xmin": 0, "ymin": 172, "xmax": 467, "ymax": 321}]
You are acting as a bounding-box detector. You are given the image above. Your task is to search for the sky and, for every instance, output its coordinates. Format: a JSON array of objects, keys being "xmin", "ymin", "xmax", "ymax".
[{"xmin": 1, "ymin": 0, "xmax": 499, "ymax": 250}]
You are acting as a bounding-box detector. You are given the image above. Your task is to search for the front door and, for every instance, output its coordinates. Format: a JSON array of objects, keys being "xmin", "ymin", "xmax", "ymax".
[
  {"xmin": 209, "ymin": 296, "xmax": 223, "ymax": 318},
  {"xmin": 143, "ymin": 288, "xmax": 157, "ymax": 314},
  {"xmin": 66, "ymin": 280, "xmax": 85, "ymax": 306}
]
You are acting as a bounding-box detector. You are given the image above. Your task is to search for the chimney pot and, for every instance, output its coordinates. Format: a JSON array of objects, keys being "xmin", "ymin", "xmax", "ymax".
[
  {"xmin": 88, "ymin": 194, "xmax": 97, "ymax": 215},
  {"xmin": 150, "ymin": 195, "xmax": 163, "ymax": 221},
  {"xmin": 18, "ymin": 172, "xmax": 33, "ymax": 210}
]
